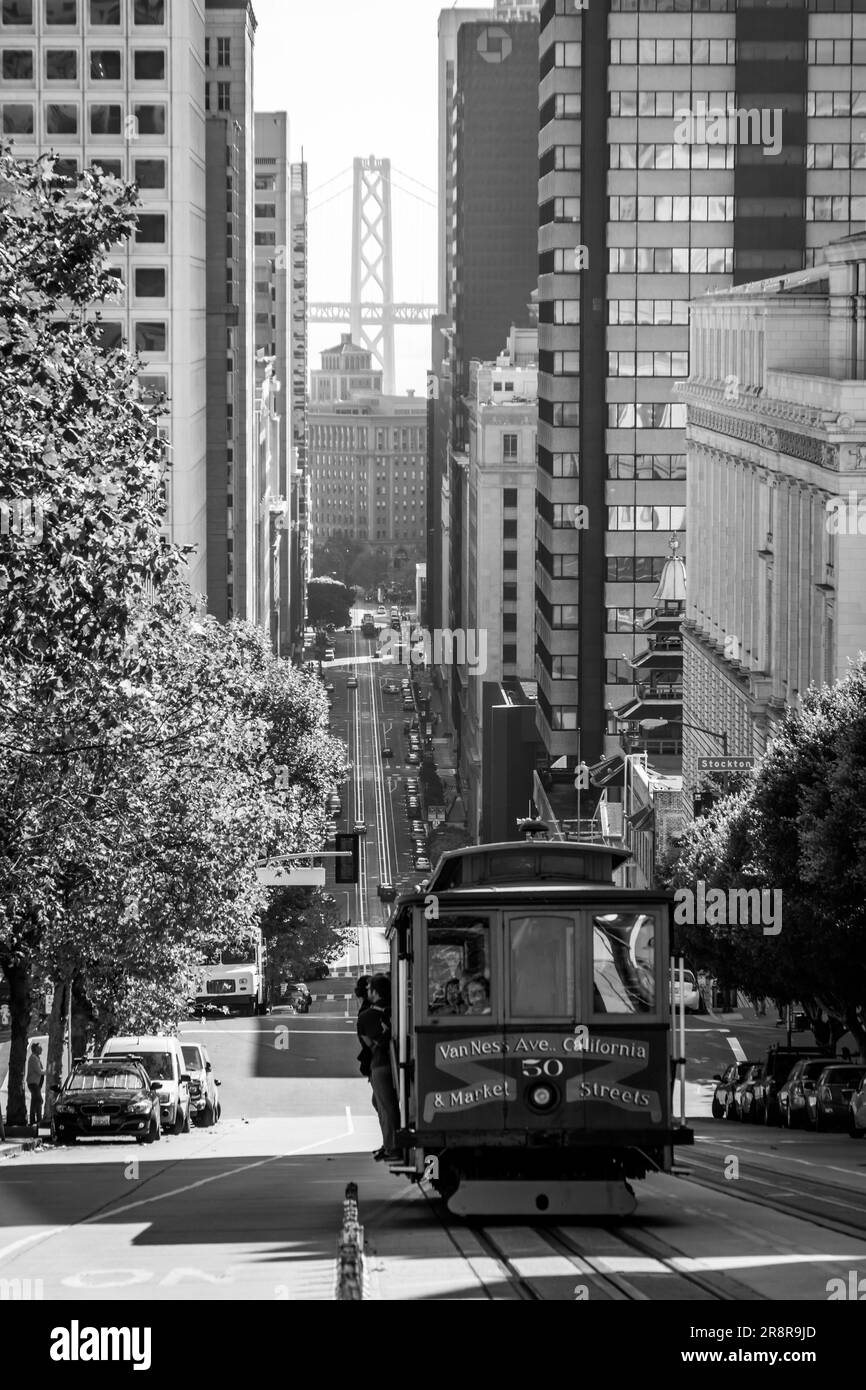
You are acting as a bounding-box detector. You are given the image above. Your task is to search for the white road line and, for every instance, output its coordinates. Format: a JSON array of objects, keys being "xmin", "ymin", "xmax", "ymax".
[
  {"xmin": 0, "ymin": 1229, "xmax": 67, "ymax": 1264},
  {"xmin": 345, "ymin": 1105, "xmax": 354, "ymax": 1134},
  {"xmin": 727, "ymin": 1036, "xmax": 747, "ymax": 1062}
]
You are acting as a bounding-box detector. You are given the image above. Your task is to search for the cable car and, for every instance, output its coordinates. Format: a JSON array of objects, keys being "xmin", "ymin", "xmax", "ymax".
[{"xmin": 382, "ymin": 840, "xmax": 692, "ymax": 1218}]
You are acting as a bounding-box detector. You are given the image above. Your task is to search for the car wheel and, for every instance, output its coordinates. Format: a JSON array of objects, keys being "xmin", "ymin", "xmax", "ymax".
[
  {"xmin": 200, "ymin": 1100, "xmax": 216, "ymax": 1128},
  {"xmin": 725, "ymin": 1099, "xmax": 737, "ymax": 1120},
  {"xmin": 172, "ymin": 1106, "xmax": 184, "ymax": 1136},
  {"xmin": 139, "ymin": 1117, "xmax": 159, "ymax": 1145},
  {"xmin": 848, "ymin": 1115, "xmax": 864, "ymax": 1139},
  {"xmin": 785, "ymin": 1105, "xmax": 798, "ymax": 1130},
  {"xmin": 182, "ymin": 1104, "xmax": 191, "ymax": 1134},
  {"xmin": 215, "ymin": 1102, "xmax": 222, "ymax": 1122},
  {"xmin": 711, "ymin": 1098, "xmax": 725, "ymax": 1119}
]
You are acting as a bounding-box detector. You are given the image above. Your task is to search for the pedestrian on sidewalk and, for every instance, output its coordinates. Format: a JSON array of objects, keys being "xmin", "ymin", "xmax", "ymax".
[
  {"xmin": 26, "ymin": 1042, "xmax": 44, "ymax": 1128},
  {"xmin": 360, "ymin": 975, "xmax": 401, "ymax": 1162}
]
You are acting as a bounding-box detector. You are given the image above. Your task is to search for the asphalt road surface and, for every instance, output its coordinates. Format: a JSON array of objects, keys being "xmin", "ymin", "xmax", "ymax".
[{"xmin": 3, "ymin": 1008, "xmax": 866, "ymax": 1301}]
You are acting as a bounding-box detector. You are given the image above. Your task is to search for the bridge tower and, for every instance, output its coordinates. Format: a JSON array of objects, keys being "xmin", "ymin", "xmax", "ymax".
[{"xmin": 350, "ymin": 156, "xmax": 395, "ymax": 394}]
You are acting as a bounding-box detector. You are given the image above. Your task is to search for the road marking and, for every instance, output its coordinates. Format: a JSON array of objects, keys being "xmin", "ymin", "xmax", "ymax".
[
  {"xmin": 0, "ymin": 1229, "xmax": 66, "ymax": 1263},
  {"xmin": 345, "ymin": 1105, "xmax": 354, "ymax": 1134},
  {"xmin": 727, "ymin": 1036, "xmax": 747, "ymax": 1061},
  {"xmin": 694, "ymin": 1139, "xmax": 866, "ymax": 1182}
]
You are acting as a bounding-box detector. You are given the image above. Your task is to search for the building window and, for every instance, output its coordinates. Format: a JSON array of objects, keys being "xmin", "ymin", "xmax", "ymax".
[
  {"xmin": 134, "ymin": 268, "xmax": 165, "ymax": 298},
  {"xmin": 134, "ymin": 50, "xmax": 165, "ymax": 81},
  {"xmin": 551, "ymin": 706, "xmax": 578, "ymax": 731},
  {"xmin": 554, "ymin": 145, "xmax": 581, "ymax": 171},
  {"xmin": 2, "ymin": 102, "xmax": 33, "ymax": 132},
  {"xmin": 90, "ymin": 103, "xmax": 121, "ymax": 134},
  {"xmin": 503, "ymin": 488, "xmax": 517, "ymax": 508},
  {"xmin": 45, "ymin": 102, "xmax": 77, "ymax": 134},
  {"xmin": 503, "ymin": 551, "xmax": 517, "ymax": 572},
  {"xmin": 89, "ymin": 0, "xmax": 118, "ymax": 18},
  {"xmin": 553, "ymin": 452, "xmax": 579, "ymax": 478},
  {"xmin": 134, "ymin": 0, "xmax": 164, "ymax": 23},
  {"xmin": 133, "ymin": 156, "xmax": 165, "ymax": 188},
  {"xmin": 134, "ymin": 103, "xmax": 165, "ymax": 135},
  {"xmin": 549, "ymin": 403, "xmax": 580, "ymax": 428},
  {"xmin": 1, "ymin": 0, "xmax": 33, "ymax": 22},
  {"xmin": 135, "ymin": 322, "xmax": 165, "ymax": 354},
  {"xmin": 552, "ymin": 656, "xmax": 579, "ymax": 680},
  {"xmin": 255, "ymin": 202, "xmax": 276, "ymax": 219},
  {"xmin": 503, "ymin": 582, "xmax": 517, "ymax": 602},
  {"xmin": 135, "ymin": 213, "xmax": 166, "ymax": 244},
  {"xmin": 503, "ymin": 613, "xmax": 517, "ymax": 633},
  {"xmin": 45, "ymin": 48, "xmax": 76, "ymax": 79},
  {"xmin": 554, "ymin": 41, "xmax": 580, "ymax": 66},
  {"xmin": 217, "ymin": 36, "xmax": 230, "ymax": 66},
  {"xmin": 91, "ymin": 156, "xmax": 120, "ymax": 176},
  {"xmin": 90, "ymin": 49, "xmax": 121, "ymax": 80},
  {"xmin": 217, "ymin": 81, "xmax": 230, "ymax": 112},
  {"xmin": 552, "ymin": 605, "xmax": 579, "ymax": 629},
  {"xmin": 606, "ymin": 607, "xmax": 654, "ymax": 634},
  {"xmin": 255, "ymin": 230, "xmax": 276, "ymax": 246},
  {"xmin": 53, "ymin": 156, "xmax": 77, "ymax": 179},
  {"xmin": 503, "ymin": 519, "xmax": 518, "ymax": 540},
  {"xmin": 204, "ymin": 35, "xmax": 210, "ymax": 67},
  {"xmin": 96, "ymin": 321, "xmax": 123, "ymax": 351},
  {"xmin": 502, "ymin": 434, "xmax": 518, "ymax": 462},
  {"xmin": 45, "ymin": 0, "xmax": 76, "ymax": 24},
  {"xmin": 503, "ymin": 644, "xmax": 517, "ymax": 666},
  {"xmin": 2, "ymin": 48, "xmax": 33, "ymax": 78}
]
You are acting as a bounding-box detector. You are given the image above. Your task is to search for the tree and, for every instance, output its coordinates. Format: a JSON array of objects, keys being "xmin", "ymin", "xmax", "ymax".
[
  {"xmin": 313, "ymin": 536, "xmax": 364, "ymax": 588},
  {"xmin": 307, "ymin": 576, "xmax": 353, "ymax": 629},
  {"xmin": 261, "ymin": 887, "xmax": 353, "ymax": 988},
  {"xmin": 663, "ymin": 659, "xmax": 866, "ymax": 1056}
]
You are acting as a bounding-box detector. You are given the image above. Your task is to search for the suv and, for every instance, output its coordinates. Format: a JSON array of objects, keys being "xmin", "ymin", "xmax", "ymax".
[
  {"xmin": 180, "ymin": 1043, "xmax": 221, "ymax": 1128},
  {"xmin": 283, "ymin": 981, "xmax": 311, "ymax": 1014},
  {"xmin": 51, "ymin": 1056, "xmax": 162, "ymax": 1146},
  {"xmin": 753, "ymin": 1046, "xmax": 830, "ymax": 1126},
  {"xmin": 101, "ymin": 1035, "xmax": 192, "ymax": 1135}
]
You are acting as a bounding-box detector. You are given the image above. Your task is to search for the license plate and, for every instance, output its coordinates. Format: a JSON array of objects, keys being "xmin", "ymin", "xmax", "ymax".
[{"xmin": 91, "ymin": 1115, "xmax": 111, "ymax": 1127}]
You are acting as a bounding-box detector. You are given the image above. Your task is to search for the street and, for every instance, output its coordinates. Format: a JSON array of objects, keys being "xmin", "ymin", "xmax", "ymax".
[{"xmin": 3, "ymin": 1006, "xmax": 866, "ymax": 1301}]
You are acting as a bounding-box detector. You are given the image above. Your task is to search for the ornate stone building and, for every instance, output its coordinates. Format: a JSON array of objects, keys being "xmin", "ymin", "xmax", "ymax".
[{"xmin": 677, "ymin": 234, "xmax": 866, "ymax": 810}]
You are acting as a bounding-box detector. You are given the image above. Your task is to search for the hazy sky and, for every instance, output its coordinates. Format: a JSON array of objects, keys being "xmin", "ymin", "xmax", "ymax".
[{"xmin": 253, "ymin": 0, "xmax": 494, "ymax": 393}]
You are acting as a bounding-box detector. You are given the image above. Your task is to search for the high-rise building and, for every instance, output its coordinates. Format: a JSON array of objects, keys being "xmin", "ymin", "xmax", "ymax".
[
  {"xmin": 309, "ymin": 335, "xmax": 427, "ymax": 584},
  {"xmin": 431, "ymin": 3, "xmax": 539, "ymax": 743},
  {"xmin": 204, "ymin": 0, "xmax": 256, "ymax": 623},
  {"xmin": 535, "ymin": 0, "xmax": 866, "ymax": 775},
  {"xmin": 289, "ymin": 158, "xmax": 309, "ymax": 653},
  {"xmin": 679, "ymin": 234, "xmax": 866, "ymax": 816},
  {"xmin": 456, "ymin": 326, "xmax": 539, "ymax": 838},
  {"xmin": 252, "ymin": 110, "xmax": 291, "ymax": 653},
  {"xmin": 0, "ymin": 0, "xmax": 209, "ymax": 595}
]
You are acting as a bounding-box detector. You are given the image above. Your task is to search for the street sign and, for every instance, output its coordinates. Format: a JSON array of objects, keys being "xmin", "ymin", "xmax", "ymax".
[
  {"xmin": 255, "ymin": 866, "xmax": 326, "ymax": 887},
  {"xmin": 696, "ymin": 757, "xmax": 753, "ymax": 772}
]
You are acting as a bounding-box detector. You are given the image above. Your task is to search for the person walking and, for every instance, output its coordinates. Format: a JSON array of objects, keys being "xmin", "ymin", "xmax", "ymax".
[
  {"xmin": 360, "ymin": 975, "xmax": 401, "ymax": 1162},
  {"xmin": 26, "ymin": 1042, "xmax": 44, "ymax": 1129}
]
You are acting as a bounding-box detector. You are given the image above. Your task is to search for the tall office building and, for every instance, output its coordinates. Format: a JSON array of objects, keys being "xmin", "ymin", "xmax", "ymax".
[
  {"xmin": 289, "ymin": 158, "xmax": 309, "ymax": 654},
  {"xmin": 0, "ymin": 0, "xmax": 209, "ymax": 595},
  {"xmin": 430, "ymin": 3, "xmax": 539, "ymax": 739},
  {"xmin": 204, "ymin": 0, "xmax": 256, "ymax": 623},
  {"xmin": 309, "ymin": 336, "xmax": 427, "ymax": 581},
  {"xmin": 535, "ymin": 0, "xmax": 866, "ymax": 774},
  {"xmin": 253, "ymin": 110, "xmax": 291, "ymax": 653},
  {"xmin": 456, "ymin": 326, "xmax": 539, "ymax": 839}
]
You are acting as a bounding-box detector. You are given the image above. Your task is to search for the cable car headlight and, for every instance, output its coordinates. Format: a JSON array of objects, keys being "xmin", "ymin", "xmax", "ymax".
[{"xmin": 527, "ymin": 1083, "xmax": 559, "ymax": 1113}]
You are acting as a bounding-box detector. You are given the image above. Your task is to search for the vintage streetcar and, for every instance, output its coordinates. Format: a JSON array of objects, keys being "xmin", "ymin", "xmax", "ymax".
[{"xmin": 383, "ymin": 838, "xmax": 693, "ymax": 1218}]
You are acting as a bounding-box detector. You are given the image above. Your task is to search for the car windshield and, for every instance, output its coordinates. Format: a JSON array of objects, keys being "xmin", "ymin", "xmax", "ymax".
[
  {"xmin": 181, "ymin": 1046, "xmax": 203, "ymax": 1069},
  {"xmin": 124, "ymin": 1051, "xmax": 174, "ymax": 1081},
  {"xmin": 822, "ymin": 1067, "xmax": 865, "ymax": 1084},
  {"xmin": 67, "ymin": 1068, "xmax": 144, "ymax": 1092}
]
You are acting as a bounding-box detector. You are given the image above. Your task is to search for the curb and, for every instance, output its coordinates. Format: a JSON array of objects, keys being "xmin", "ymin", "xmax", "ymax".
[
  {"xmin": 335, "ymin": 1181, "xmax": 366, "ymax": 1301},
  {"xmin": 0, "ymin": 1138, "xmax": 44, "ymax": 1160}
]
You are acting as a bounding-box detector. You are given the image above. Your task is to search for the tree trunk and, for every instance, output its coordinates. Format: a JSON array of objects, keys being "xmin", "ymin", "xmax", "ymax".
[
  {"xmin": 845, "ymin": 1004, "xmax": 866, "ymax": 1062},
  {"xmin": 4, "ymin": 963, "xmax": 30, "ymax": 1127},
  {"xmin": 43, "ymin": 980, "xmax": 70, "ymax": 1125}
]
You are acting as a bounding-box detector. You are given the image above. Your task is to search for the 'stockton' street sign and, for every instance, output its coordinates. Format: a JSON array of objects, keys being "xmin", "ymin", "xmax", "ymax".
[{"xmin": 696, "ymin": 757, "xmax": 753, "ymax": 772}]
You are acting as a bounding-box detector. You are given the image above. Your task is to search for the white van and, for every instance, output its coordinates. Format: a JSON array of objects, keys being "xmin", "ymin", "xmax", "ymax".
[{"xmin": 101, "ymin": 1035, "xmax": 192, "ymax": 1135}]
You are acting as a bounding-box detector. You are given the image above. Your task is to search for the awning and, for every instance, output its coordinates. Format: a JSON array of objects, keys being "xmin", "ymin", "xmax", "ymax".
[{"xmin": 615, "ymin": 698, "xmax": 682, "ymax": 722}]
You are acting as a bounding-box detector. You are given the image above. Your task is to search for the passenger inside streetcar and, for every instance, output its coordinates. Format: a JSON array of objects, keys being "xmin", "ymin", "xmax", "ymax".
[
  {"xmin": 435, "ymin": 979, "xmax": 465, "ymax": 1015},
  {"xmin": 463, "ymin": 977, "xmax": 491, "ymax": 1015}
]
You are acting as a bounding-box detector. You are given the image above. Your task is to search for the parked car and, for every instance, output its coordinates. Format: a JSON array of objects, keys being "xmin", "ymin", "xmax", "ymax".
[
  {"xmin": 180, "ymin": 1043, "xmax": 221, "ymax": 1127},
  {"xmin": 732, "ymin": 1062, "xmax": 765, "ymax": 1121},
  {"xmin": 50, "ymin": 1055, "xmax": 162, "ymax": 1146},
  {"xmin": 711, "ymin": 1060, "xmax": 759, "ymax": 1120},
  {"xmin": 848, "ymin": 1073, "xmax": 866, "ymax": 1138},
  {"xmin": 414, "ymin": 856, "xmax": 432, "ymax": 871},
  {"xmin": 347, "ymin": 677, "xmax": 358, "ymax": 689},
  {"xmin": 406, "ymin": 752, "xmax": 420, "ymax": 766},
  {"xmin": 671, "ymin": 968, "xmax": 703, "ymax": 1014},
  {"xmin": 378, "ymin": 883, "xmax": 396, "ymax": 902},
  {"xmin": 777, "ymin": 1058, "xmax": 830, "ymax": 1129},
  {"xmin": 808, "ymin": 1064, "xmax": 866, "ymax": 1131},
  {"xmin": 283, "ymin": 981, "xmax": 311, "ymax": 1014},
  {"xmin": 101, "ymin": 1035, "xmax": 192, "ymax": 1135},
  {"xmin": 323, "ymin": 682, "xmax": 335, "ymax": 694},
  {"xmin": 353, "ymin": 820, "xmax": 367, "ymax": 834},
  {"xmin": 406, "ymin": 778, "xmax": 420, "ymax": 792},
  {"xmin": 381, "ymin": 746, "xmax": 393, "ymax": 759},
  {"xmin": 409, "ymin": 819, "xmax": 425, "ymax": 833},
  {"xmin": 753, "ymin": 1046, "xmax": 830, "ymax": 1126}
]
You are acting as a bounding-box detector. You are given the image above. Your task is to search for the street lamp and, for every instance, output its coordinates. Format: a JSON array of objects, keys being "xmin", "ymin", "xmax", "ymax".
[{"xmin": 632, "ymin": 718, "xmax": 728, "ymax": 756}]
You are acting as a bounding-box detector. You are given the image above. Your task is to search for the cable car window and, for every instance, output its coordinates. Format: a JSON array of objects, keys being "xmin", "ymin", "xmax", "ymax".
[
  {"xmin": 592, "ymin": 912, "xmax": 656, "ymax": 1014},
  {"xmin": 508, "ymin": 915, "xmax": 574, "ymax": 1018},
  {"xmin": 427, "ymin": 917, "xmax": 490, "ymax": 1018}
]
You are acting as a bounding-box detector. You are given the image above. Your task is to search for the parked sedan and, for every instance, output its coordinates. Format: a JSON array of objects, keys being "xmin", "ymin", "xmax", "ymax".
[
  {"xmin": 180, "ymin": 1043, "xmax": 221, "ymax": 1128},
  {"xmin": 733, "ymin": 1063, "xmax": 765, "ymax": 1122},
  {"xmin": 414, "ymin": 856, "xmax": 432, "ymax": 871},
  {"xmin": 777, "ymin": 1058, "xmax": 829, "ymax": 1129},
  {"xmin": 409, "ymin": 820, "xmax": 426, "ymax": 834},
  {"xmin": 809, "ymin": 1065, "xmax": 866, "ymax": 1131},
  {"xmin": 51, "ymin": 1057, "xmax": 162, "ymax": 1145},
  {"xmin": 711, "ymin": 1060, "xmax": 759, "ymax": 1120},
  {"xmin": 406, "ymin": 752, "xmax": 420, "ymax": 766},
  {"xmin": 849, "ymin": 1073, "xmax": 866, "ymax": 1138}
]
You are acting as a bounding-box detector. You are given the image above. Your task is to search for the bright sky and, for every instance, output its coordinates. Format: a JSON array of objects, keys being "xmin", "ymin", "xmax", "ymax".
[{"xmin": 253, "ymin": 0, "xmax": 494, "ymax": 393}]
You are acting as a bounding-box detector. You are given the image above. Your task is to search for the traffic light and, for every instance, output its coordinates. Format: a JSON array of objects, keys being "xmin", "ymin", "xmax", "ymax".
[{"xmin": 335, "ymin": 831, "xmax": 360, "ymax": 884}]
